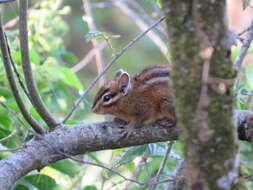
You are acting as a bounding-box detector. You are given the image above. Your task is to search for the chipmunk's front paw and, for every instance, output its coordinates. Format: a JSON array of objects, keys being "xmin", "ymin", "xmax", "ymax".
[
  {"xmin": 118, "ymin": 123, "xmax": 135, "ymax": 138},
  {"xmin": 113, "ymin": 117, "xmax": 129, "ymax": 125}
]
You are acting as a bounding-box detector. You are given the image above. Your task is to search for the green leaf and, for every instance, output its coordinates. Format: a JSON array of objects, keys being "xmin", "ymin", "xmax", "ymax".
[
  {"xmin": 0, "ymin": 86, "xmax": 12, "ymax": 98},
  {"xmin": 30, "ymin": 49, "xmax": 40, "ymax": 65},
  {"xmin": 47, "ymin": 66, "xmax": 83, "ymax": 90},
  {"xmin": 147, "ymin": 142, "xmax": 166, "ymax": 157},
  {"xmin": 85, "ymin": 31, "xmax": 120, "ymax": 42},
  {"xmin": 156, "ymin": 0, "xmax": 162, "ymax": 8},
  {"xmin": 246, "ymin": 64, "xmax": 253, "ymax": 90},
  {"xmin": 0, "ymin": 107, "xmax": 12, "ymax": 127},
  {"xmin": 24, "ymin": 174, "xmax": 57, "ymax": 190},
  {"xmin": 13, "ymin": 184, "xmax": 30, "ymax": 190},
  {"xmin": 82, "ymin": 185, "xmax": 98, "ymax": 190},
  {"xmin": 60, "ymin": 67, "xmax": 83, "ymax": 90},
  {"xmin": 50, "ymin": 160, "xmax": 80, "ymax": 177},
  {"xmin": 116, "ymin": 145, "xmax": 147, "ymax": 166},
  {"xmin": 243, "ymin": 0, "xmax": 251, "ymax": 9},
  {"xmin": 88, "ymin": 152, "xmax": 104, "ymax": 165}
]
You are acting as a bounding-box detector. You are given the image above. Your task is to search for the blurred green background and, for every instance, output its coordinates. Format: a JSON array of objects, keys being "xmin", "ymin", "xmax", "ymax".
[{"xmin": 0, "ymin": 0, "xmax": 252, "ymax": 189}]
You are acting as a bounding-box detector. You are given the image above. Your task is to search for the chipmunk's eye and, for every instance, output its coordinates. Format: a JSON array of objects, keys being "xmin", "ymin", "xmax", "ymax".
[{"xmin": 103, "ymin": 94, "xmax": 112, "ymax": 102}]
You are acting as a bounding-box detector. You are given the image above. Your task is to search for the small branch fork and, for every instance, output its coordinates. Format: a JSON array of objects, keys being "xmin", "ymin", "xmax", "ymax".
[
  {"xmin": 63, "ymin": 15, "xmax": 166, "ymax": 123},
  {"xmin": 234, "ymin": 18, "xmax": 253, "ymax": 71},
  {"xmin": 0, "ymin": 13, "xmax": 45, "ymax": 135}
]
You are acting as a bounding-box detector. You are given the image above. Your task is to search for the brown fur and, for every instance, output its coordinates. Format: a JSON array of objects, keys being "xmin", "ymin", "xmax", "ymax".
[{"xmin": 92, "ymin": 65, "xmax": 176, "ymax": 128}]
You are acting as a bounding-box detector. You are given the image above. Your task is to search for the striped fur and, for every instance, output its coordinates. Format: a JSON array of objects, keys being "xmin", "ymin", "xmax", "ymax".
[
  {"xmin": 134, "ymin": 65, "xmax": 170, "ymax": 83},
  {"xmin": 92, "ymin": 65, "xmax": 171, "ymax": 114}
]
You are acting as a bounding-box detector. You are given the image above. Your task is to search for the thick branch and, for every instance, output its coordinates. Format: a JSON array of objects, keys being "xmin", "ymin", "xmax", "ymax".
[
  {"xmin": 0, "ymin": 14, "xmax": 44, "ymax": 134},
  {"xmin": 19, "ymin": 0, "xmax": 58, "ymax": 129},
  {"xmin": 0, "ymin": 122, "xmax": 178, "ymax": 190},
  {"xmin": 0, "ymin": 109, "xmax": 252, "ymax": 190}
]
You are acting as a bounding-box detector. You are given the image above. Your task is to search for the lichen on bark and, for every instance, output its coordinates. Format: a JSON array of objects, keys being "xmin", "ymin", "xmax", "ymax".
[{"xmin": 161, "ymin": 0, "xmax": 242, "ymax": 189}]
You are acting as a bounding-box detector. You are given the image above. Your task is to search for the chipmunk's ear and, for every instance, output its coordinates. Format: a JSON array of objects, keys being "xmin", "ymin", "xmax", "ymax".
[
  {"xmin": 114, "ymin": 69, "xmax": 124, "ymax": 80},
  {"xmin": 118, "ymin": 71, "xmax": 131, "ymax": 95}
]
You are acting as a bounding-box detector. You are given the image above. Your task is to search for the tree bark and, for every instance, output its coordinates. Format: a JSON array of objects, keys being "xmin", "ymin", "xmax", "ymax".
[
  {"xmin": 0, "ymin": 109, "xmax": 251, "ymax": 190},
  {"xmin": 161, "ymin": 1, "xmax": 242, "ymax": 189}
]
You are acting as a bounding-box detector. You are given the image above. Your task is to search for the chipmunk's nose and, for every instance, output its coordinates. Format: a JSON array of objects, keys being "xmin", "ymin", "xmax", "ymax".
[{"xmin": 92, "ymin": 106, "xmax": 99, "ymax": 113}]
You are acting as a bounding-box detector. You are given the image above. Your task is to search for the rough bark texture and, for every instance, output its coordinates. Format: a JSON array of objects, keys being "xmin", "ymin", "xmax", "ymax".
[
  {"xmin": 0, "ymin": 122, "xmax": 177, "ymax": 190},
  {"xmin": 0, "ymin": 110, "xmax": 251, "ymax": 190},
  {"xmin": 161, "ymin": 1, "xmax": 241, "ymax": 190}
]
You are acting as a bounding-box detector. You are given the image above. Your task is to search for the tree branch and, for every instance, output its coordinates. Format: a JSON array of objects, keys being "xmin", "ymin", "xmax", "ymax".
[
  {"xmin": 0, "ymin": 13, "xmax": 44, "ymax": 135},
  {"xmin": 234, "ymin": 18, "xmax": 253, "ymax": 71},
  {"xmin": 19, "ymin": 0, "xmax": 58, "ymax": 129},
  {"xmin": 0, "ymin": 109, "xmax": 252, "ymax": 190},
  {"xmin": 112, "ymin": 0, "xmax": 168, "ymax": 57},
  {"xmin": 0, "ymin": 122, "xmax": 178, "ymax": 190},
  {"xmin": 83, "ymin": 0, "xmax": 105, "ymax": 86}
]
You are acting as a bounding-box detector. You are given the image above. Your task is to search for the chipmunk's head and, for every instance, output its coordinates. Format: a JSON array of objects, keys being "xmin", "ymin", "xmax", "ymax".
[{"xmin": 92, "ymin": 69, "xmax": 132, "ymax": 115}]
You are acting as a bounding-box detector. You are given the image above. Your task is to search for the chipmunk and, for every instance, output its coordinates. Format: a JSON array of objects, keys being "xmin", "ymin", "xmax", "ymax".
[{"xmin": 92, "ymin": 65, "xmax": 176, "ymax": 135}]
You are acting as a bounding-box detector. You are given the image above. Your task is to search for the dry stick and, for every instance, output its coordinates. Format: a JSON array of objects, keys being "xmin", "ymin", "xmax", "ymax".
[
  {"xmin": 71, "ymin": 41, "xmax": 107, "ymax": 73},
  {"xmin": 60, "ymin": 151, "xmax": 173, "ymax": 187},
  {"xmin": 63, "ymin": 16, "xmax": 166, "ymax": 123},
  {"xmin": 113, "ymin": 0, "xmax": 168, "ymax": 57},
  {"xmin": 234, "ymin": 18, "xmax": 253, "ymax": 71},
  {"xmin": 83, "ymin": 0, "xmax": 105, "ymax": 86},
  {"xmin": 3, "ymin": 0, "xmax": 42, "ymax": 30},
  {"xmin": 19, "ymin": 0, "xmax": 58, "ymax": 129},
  {"xmin": 151, "ymin": 142, "xmax": 173, "ymax": 190},
  {"xmin": 166, "ymin": 160, "xmax": 185, "ymax": 190},
  {"xmin": 125, "ymin": 0, "xmax": 167, "ymax": 37},
  {"xmin": 0, "ymin": 15, "xmax": 45, "ymax": 135}
]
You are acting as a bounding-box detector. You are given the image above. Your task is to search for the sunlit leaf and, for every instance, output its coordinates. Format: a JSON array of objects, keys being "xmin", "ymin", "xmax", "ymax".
[
  {"xmin": 50, "ymin": 160, "xmax": 80, "ymax": 177},
  {"xmin": 243, "ymin": 0, "xmax": 251, "ymax": 9},
  {"xmin": 24, "ymin": 174, "xmax": 57, "ymax": 190},
  {"xmin": 82, "ymin": 185, "xmax": 98, "ymax": 190}
]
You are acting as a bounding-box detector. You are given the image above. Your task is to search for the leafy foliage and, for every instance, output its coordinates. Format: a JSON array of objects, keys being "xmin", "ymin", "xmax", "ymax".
[{"xmin": 0, "ymin": 0, "xmax": 253, "ymax": 189}]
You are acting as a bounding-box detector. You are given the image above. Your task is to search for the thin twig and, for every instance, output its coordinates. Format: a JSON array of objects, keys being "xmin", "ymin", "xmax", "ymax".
[
  {"xmin": 19, "ymin": 0, "xmax": 58, "ymax": 129},
  {"xmin": 151, "ymin": 142, "xmax": 173, "ymax": 190},
  {"xmin": 0, "ymin": 102, "xmax": 32, "ymax": 132},
  {"xmin": 113, "ymin": 0, "xmax": 168, "ymax": 57},
  {"xmin": 0, "ymin": 147, "xmax": 20, "ymax": 152},
  {"xmin": 125, "ymin": 0, "xmax": 167, "ymax": 37},
  {"xmin": 83, "ymin": 0, "xmax": 105, "ymax": 86},
  {"xmin": 0, "ymin": 13, "xmax": 44, "ymax": 135},
  {"xmin": 234, "ymin": 18, "xmax": 253, "ymax": 71},
  {"xmin": 63, "ymin": 16, "xmax": 166, "ymax": 123},
  {"xmin": 166, "ymin": 160, "xmax": 185, "ymax": 190},
  {"xmin": 3, "ymin": 0, "xmax": 42, "ymax": 30},
  {"xmin": 0, "ymin": 128, "xmax": 17, "ymax": 143},
  {"xmin": 71, "ymin": 41, "xmax": 107, "ymax": 73},
  {"xmin": 59, "ymin": 151, "xmax": 173, "ymax": 187}
]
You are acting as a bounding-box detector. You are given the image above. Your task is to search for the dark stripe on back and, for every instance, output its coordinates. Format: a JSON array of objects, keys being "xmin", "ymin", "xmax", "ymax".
[{"xmin": 134, "ymin": 65, "xmax": 170, "ymax": 82}]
